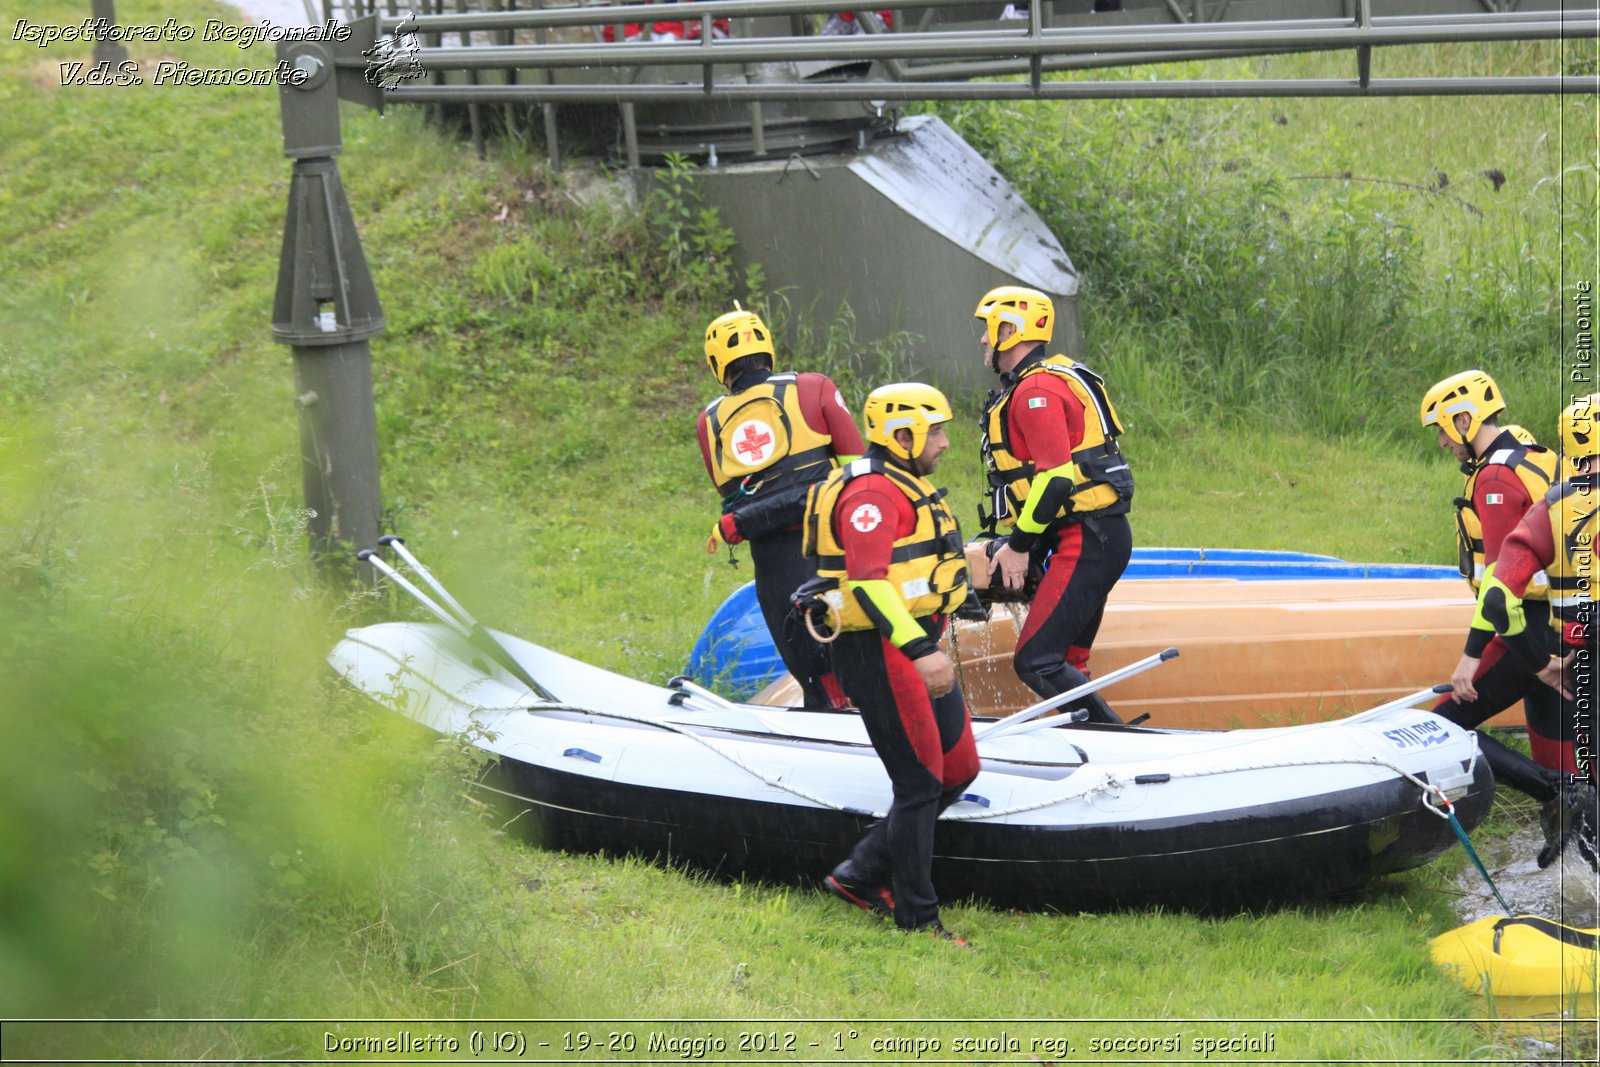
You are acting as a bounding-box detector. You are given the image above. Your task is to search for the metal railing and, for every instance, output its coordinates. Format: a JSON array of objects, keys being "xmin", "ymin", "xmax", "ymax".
[
  {"xmin": 321, "ymin": 1, "xmax": 1596, "ymax": 166},
  {"xmin": 343, "ymin": 1, "xmax": 1597, "ymax": 102}
]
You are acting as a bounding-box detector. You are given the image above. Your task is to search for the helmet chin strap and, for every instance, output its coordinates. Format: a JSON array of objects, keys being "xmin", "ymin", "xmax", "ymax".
[
  {"xmin": 984, "ymin": 329, "xmax": 1013, "ymax": 373},
  {"xmin": 1461, "ymin": 417, "xmax": 1485, "ymax": 460}
]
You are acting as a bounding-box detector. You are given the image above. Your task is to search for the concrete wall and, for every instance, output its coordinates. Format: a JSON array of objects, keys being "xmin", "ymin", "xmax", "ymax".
[{"xmin": 698, "ymin": 115, "xmax": 1082, "ymax": 397}]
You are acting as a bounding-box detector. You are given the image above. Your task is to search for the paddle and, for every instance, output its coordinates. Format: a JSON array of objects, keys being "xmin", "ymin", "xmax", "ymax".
[
  {"xmin": 973, "ymin": 647, "xmax": 1179, "ymax": 742},
  {"xmin": 378, "ymin": 535, "xmax": 482, "ymax": 633},
  {"xmin": 357, "ymin": 549, "xmax": 471, "ymax": 639},
  {"xmin": 1345, "ymin": 683, "xmax": 1454, "ymax": 723},
  {"xmin": 666, "ymin": 675, "xmax": 741, "ymax": 712},
  {"xmin": 361, "ymin": 538, "xmax": 558, "ymax": 704}
]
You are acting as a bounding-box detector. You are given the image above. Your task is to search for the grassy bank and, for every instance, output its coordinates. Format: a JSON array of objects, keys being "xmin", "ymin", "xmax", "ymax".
[
  {"xmin": 932, "ymin": 40, "xmax": 1594, "ymax": 446},
  {"xmin": 2, "ymin": 2, "xmax": 1594, "ymax": 1061}
]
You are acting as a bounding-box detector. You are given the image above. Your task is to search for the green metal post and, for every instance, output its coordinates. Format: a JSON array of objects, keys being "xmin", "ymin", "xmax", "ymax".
[
  {"xmin": 273, "ymin": 38, "xmax": 387, "ymax": 578},
  {"xmin": 621, "ymin": 101, "xmax": 641, "ymax": 169},
  {"xmin": 748, "ymin": 101, "xmax": 766, "ymax": 157},
  {"xmin": 535, "ymin": 25, "xmax": 559, "ymax": 171},
  {"xmin": 457, "ymin": 0, "xmax": 485, "ymax": 159}
]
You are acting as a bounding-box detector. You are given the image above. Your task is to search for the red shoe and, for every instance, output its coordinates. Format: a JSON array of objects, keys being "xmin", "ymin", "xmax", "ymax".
[{"xmin": 823, "ymin": 874, "xmax": 894, "ymax": 919}]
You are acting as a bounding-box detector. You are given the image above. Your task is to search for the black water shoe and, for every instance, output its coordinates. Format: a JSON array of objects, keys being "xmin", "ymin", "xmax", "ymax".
[
  {"xmin": 823, "ymin": 874, "xmax": 894, "ymax": 919},
  {"xmin": 903, "ymin": 920, "xmax": 971, "ymax": 948},
  {"xmin": 1537, "ymin": 780, "xmax": 1597, "ymax": 870}
]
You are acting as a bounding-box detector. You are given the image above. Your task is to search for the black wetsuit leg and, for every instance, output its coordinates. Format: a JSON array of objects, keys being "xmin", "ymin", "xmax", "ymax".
[
  {"xmin": 829, "ymin": 624, "xmax": 978, "ymax": 930},
  {"xmin": 1433, "ymin": 618, "xmax": 1567, "ymax": 803},
  {"xmin": 1012, "ymin": 513, "xmax": 1132, "ymax": 723},
  {"xmin": 748, "ymin": 528, "xmax": 835, "ymax": 708}
]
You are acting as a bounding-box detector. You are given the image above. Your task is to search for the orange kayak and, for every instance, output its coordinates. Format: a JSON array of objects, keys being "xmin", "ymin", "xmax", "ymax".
[{"xmin": 758, "ymin": 577, "xmax": 1489, "ymax": 730}]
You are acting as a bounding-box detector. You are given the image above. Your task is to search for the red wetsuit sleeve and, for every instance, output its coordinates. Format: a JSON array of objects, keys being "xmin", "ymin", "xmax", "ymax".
[
  {"xmin": 1496, "ymin": 503, "xmax": 1556, "ymax": 598},
  {"xmin": 1461, "ymin": 466, "xmax": 1539, "ymax": 656},
  {"xmin": 835, "ymin": 476, "xmax": 916, "ymax": 581},
  {"xmin": 1006, "ymin": 373, "xmax": 1083, "ymax": 470},
  {"xmin": 797, "ymin": 372, "xmax": 865, "ymax": 455},
  {"xmin": 1475, "ymin": 464, "xmax": 1535, "ymax": 567},
  {"xmin": 695, "ymin": 410, "xmax": 717, "ymax": 485}
]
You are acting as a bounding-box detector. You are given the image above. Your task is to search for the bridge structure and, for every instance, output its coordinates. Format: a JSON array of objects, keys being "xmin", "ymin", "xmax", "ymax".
[
  {"xmin": 323, "ymin": 2, "xmax": 1598, "ymax": 156},
  {"xmin": 269, "ymin": 0, "xmax": 1598, "ymax": 567}
]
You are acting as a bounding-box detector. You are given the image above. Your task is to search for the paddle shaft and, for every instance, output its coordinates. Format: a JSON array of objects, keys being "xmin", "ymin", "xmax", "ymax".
[
  {"xmin": 359, "ymin": 551, "xmax": 470, "ymax": 639},
  {"xmin": 668, "ymin": 676, "xmax": 742, "ymax": 713},
  {"xmin": 1347, "ymin": 684, "xmax": 1454, "ymax": 722},
  {"xmin": 974, "ymin": 647, "xmax": 1179, "ymax": 742},
  {"xmin": 362, "ymin": 545, "xmax": 558, "ymax": 704},
  {"xmin": 379, "ymin": 536, "xmax": 480, "ymax": 627}
]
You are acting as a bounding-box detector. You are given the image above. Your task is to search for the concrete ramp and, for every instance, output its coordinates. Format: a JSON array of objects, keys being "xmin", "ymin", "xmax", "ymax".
[{"xmin": 698, "ymin": 115, "xmax": 1080, "ymax": 394}]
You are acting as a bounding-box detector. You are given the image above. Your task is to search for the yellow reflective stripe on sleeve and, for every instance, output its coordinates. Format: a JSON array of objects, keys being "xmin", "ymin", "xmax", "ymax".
[
  {"xmin": 1472, "ymin": 569, "xmax": 1526, "ymax": 637},
  {"xmin": 847, "ymin": 579, "xmax": 925, "ymax": 648},
  {"xmin": 1016, "ymin": 461, "xmax": 1079, "ymax": 534}
]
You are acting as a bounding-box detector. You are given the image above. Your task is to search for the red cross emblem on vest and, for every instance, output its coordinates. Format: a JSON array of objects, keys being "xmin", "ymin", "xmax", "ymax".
[{"xmin": 734, "ymin": 422, "xmax": 773, "ymax": 461}]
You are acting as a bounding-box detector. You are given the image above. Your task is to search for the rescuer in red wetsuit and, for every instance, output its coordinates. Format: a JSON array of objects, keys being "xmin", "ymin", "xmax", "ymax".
[
  {"xmin": 1417, "ymin": 371, "xmax": 1578, "ymax": 855},
  {"xmin": 1472, "ymin": 393, "xmax": 1598, "ymax": 870},
  {"xmin": 697, "ymin": 305, "xmax": 862, "ymax": 709},
  {"xmin": 601, "ymin": 1, "xmax": 730, "ymax": 42},
  {"xmin": 804, "ymin": 383, "xmax": 976, "ymax": 944},
  {"xmin": 974, "ymin": 286, "xmax": 1134, "ymax": 724}
]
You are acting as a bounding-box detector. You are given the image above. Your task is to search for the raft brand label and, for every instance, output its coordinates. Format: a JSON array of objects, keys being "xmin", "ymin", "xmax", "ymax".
[{"xmin": 1383, "ymin": 719, "xmax": 1450, "ymax": 750}]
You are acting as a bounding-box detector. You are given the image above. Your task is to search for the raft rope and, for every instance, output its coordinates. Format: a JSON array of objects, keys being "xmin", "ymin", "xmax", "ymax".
[
  {"xmin": 1425, "ymin": 782, "xmax": 1514, "ymax": 916},
  {"xmin": 940, "ymin": 744, "xmax": 1482, "ymax": 823},
  {"xmin": 351, "ymin": 632, "xmax": 1486, "ymax": 827}
]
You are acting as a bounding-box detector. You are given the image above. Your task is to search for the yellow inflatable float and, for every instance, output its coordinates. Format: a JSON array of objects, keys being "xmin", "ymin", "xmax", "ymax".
[{"xmin": 1430, "ymin": 914, "xmax": 1599, "ymax": 998}]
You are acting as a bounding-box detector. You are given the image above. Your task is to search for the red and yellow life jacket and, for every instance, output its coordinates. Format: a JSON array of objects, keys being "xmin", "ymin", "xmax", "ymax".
[
  {"xmin": 1543, "ymin": 474, "xmax": 1598, "ymax": 635},
  {"xmin": 1456, "ymin": 426, "xmax": 1557, "ymax": 595},
  {"xmin": 803, "ymin": 458, "xmax": 969, "ymax": 631},
  {"xmin": 979, "ymin": 353, "xmax": 1133, "ymax": 531},
  {"xmin": 704, "ymin": 371, "xmax": 838, "ymax": 499}
]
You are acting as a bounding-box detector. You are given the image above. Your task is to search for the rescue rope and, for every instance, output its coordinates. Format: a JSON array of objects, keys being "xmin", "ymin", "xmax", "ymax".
[
  {"xmin": 1424, "ymin": 783, "xmax": 1514, "ymax": 916},
  {"xmin": 531, "ymin": 690, "xmax": 1482, "ymax": 828},
  {"xmin": 802, "ymin": 604, "xmax": 841, "ymax": 645},
  {"xmin": 942, "ymin": 741, "xmax": 1483, "ymax": 823}
]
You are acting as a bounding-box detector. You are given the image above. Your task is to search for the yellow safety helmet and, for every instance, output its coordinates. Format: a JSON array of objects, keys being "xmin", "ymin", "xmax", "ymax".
[
  {"xmin": 974, "ymin": 286, "xmax": 1054, "ymax": 352},
  {"xmin": 704, "ymin": 305, "xmax": 775, "ymax": 385},
  {"xmin": 1420, "ymin": 370, "xmax": 1505, "ymax": 446},
  {"xmin": 1558, "ymin": 393, "xmax": 1600, "ymax": 474},
  {"xmin": 863, "ymin": 382, "xmax": 952, "ymax": 462}
]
